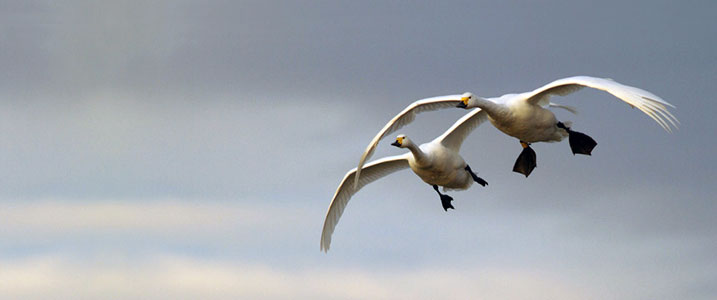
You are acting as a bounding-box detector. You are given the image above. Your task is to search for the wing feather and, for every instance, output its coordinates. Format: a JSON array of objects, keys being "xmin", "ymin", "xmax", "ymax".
[
  {"xmin": 321, "ymin": 154, "xmax": 410, "ymax": 252},
  {"xmin": 436, "ymin": 108, "xmax": 488, "ymax": 151},
  {"xmin": 548, "ymin": 102, "xmax": 579, "ymax": 114},
  {"xmin": 523, "ymin": 76, "xmax": 678, "ymax": 132}
]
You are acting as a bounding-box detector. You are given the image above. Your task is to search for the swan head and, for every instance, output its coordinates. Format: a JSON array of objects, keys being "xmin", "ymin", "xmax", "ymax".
[
  {"xmin": 390, "ymin": 134, "xmax": 411, "ymax": 148},
  {"xmin": 457, "ymin": 92, "xmax": 474, "ymax": 109}
]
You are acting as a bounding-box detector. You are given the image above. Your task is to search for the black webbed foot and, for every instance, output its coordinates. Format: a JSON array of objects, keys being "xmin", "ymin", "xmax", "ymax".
[
  {"xmin": 433, "ymin": 185, "xmax": 454, "ymax": 211},
  {"xmin": 513, "ymin": 142, "xmax": 537, "ymax": 177},
  {"xmin": 568, "ymin": 131, "xmax": 597, "ymax": 155},
  {"xmin": 464, "ymin": 165, "xmax": 488, "ymax": 186},
  {"xmin": 440, "ymin": 194, "xmax": 454, "ymax": 211},
  {"xmin": 558, "ymin": 122, "xmax": 598, "ymax": 155}
]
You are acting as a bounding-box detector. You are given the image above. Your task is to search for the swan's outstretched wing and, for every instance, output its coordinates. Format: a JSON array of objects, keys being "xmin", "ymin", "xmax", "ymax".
[
  {"xmin": 354, "ymin": 94, "xmax": 462, "ymax": 188},
  {"xmin": 321, "ymin": 154, "xmax": 410, "ymax": 252},
  {"xmin": 436, "ymin": 108, "xmax": 488, "ymax": 151},
  {"xmin": 523, "ymin": 76, "xmax": 678, "ymax": 132}
]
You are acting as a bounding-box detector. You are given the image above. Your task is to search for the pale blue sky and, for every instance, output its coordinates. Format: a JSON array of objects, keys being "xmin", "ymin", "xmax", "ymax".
[{"xmin": 1, "ymin": 1, "xmax": 715, "ymax": 299}]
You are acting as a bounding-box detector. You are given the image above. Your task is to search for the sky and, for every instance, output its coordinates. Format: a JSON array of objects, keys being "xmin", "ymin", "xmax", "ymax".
[{"xmin": 1, "ymin": 0, "xmax": 716, "ymax": 299}]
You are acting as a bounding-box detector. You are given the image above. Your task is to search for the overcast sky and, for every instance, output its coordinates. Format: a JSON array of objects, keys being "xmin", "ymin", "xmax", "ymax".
[{"xmin": 1, "ymin": 1, "xmax": 716, "ymax": 299}]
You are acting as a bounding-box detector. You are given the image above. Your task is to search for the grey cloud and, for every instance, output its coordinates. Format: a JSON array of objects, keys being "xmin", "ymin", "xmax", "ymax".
[{"xmin": 0, "ymin": 1, "xmax": 716, "ymax": 299}]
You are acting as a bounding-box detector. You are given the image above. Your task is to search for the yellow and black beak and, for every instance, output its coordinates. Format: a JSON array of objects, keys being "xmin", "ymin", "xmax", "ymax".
[
  {"xmin": 457, "ymin": 97, "xmax": 469, "ymax": 109},
  {"xmin": 391, "ymin": 137, "xmax": 403, "ymax": 147}
]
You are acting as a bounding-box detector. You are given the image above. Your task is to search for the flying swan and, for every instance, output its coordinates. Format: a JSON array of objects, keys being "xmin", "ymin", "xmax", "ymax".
[
  {"xmin": 321, "ymin": 103, "xmax": 489, "ymax": 252},
  {"xmin": 456, "ymin": 76, "xmax": 678, "ymax": 176}
]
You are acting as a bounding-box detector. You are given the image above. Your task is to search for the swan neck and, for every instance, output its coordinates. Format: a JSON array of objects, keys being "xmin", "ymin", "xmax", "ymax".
[
  {"xmin": 472, "ymin": 97, "xmax": 505, "ymax": 115},
  {"xmin": 406, "ymin": 143, "xmax": 428, "ymax": 164}
]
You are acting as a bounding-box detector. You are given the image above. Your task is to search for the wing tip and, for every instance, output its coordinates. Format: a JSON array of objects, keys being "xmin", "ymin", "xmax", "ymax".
[
  {"xmin": 320, "ymin": 239, "xmax": 331, "ymax": 252},
  {"xmin": 641, "ymin": 96, "xmax": 675, "ymax": 108}
]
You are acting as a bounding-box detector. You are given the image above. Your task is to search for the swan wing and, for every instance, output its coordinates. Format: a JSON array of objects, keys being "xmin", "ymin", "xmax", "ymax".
[
  {"xmin": 354, "ymin": 94, "xmax": 462, "ymax": 188},
  {"xmin": 436, "ymin": 108, "xmax": 488, "ymax": 151},
  {"xmin": 321, "ymin": 154, "xmax": 410, "ymax": 252},
  {"xmin": 524, "ymin": 76, "xmax": 678, "ymax": 132},
  {"xmin": 548, "ymin": 102, "xmax": 578, "ymax": 114}
]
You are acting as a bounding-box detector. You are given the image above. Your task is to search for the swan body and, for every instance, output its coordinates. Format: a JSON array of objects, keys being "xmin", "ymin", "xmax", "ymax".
[
  {"xmin": 480, "ymin": 94, "xmax": 568, "ymax": 143},
  {"xmin": 404, "ymin": 139, "xmax": 471, "ymax": 189},
  {"xmin": 321, "ymin": 108, "xmax": 488, "ymax": 252}
]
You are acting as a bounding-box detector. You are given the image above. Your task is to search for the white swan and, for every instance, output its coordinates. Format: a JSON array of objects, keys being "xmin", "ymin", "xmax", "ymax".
[
  {"xmin": 456, "ymin": 76, "xmax": 678, "ymax": 176},
  {"xmin": 321, "ymin": 107, "xmax": 489, "ymax": 252}
]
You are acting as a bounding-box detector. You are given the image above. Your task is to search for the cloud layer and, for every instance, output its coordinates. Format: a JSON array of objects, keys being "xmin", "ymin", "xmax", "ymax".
[
  {"xmin": 1, "ymin": 254, "xmax": 593, "ymax": 300},
  {"xmin": 1, "ymin": 1, "xmax": 716, "ymax": 299}
]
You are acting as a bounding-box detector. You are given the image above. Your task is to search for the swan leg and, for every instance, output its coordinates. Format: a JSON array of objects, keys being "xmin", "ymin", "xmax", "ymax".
[
  {"xmin": 432, "ymin": 185, "xmax": 454, "ymax": 211},
  {"xmin": 464, "ymin": 165, "xmax": 488, "ymax": 186},
  {"xmin": 513, "ymin": 141, "xmax": 537, "ymax": 177},
  {"xmin": 557, "ymin": 122, "xmax": 597, "ymax": 155}
]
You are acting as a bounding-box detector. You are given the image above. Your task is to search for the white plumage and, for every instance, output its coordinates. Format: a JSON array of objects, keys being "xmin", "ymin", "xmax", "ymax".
[
  {"xmin": 461, "ymin": 76, "xmax": 677, "ymax": 139},
  {"xmin": 456, "ymin": 76, "xmax": 678, "ymax": 176},
  {"xmin": 321, "ymin": 107, "xmax": 488, "ymax": 252},
  {"xmin": 353, "ymin": 94, "xmax": 467, "ymax": 189},
  {"xmin": 324, "ymin": 75, "xmax": 678, "ymax": 251}
]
